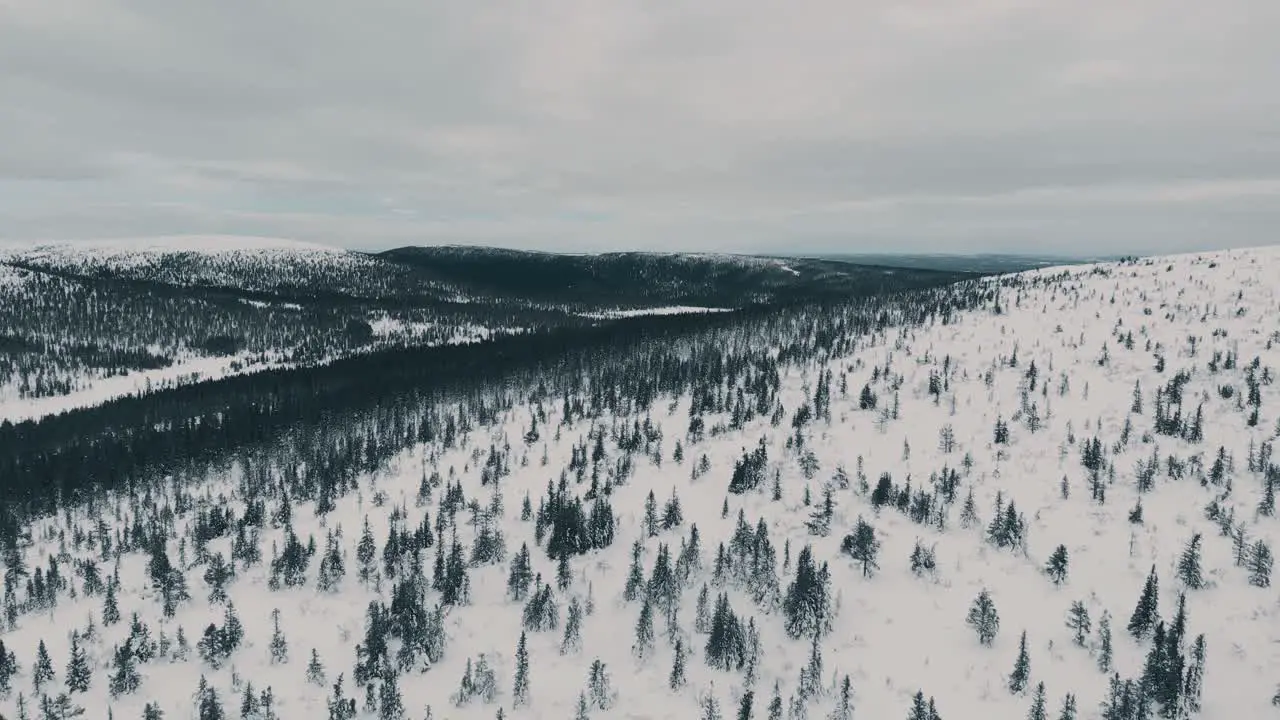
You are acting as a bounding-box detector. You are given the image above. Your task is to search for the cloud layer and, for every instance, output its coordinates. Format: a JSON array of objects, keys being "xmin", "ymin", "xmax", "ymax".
[{"xmin": 2, "ymin": 0, "xmax": 1278, "ymax": 254}]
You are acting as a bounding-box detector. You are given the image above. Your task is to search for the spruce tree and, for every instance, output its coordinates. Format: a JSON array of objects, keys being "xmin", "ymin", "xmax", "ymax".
[
  {"xmin": 33, "ymin": 640, "xmax": 54, "ymax": 693},
  {"xmin": 561, "ymin": 596, "xmax": 583, "ymax": 654},
  {"xmin": 767, "ymin": 682, "xmax": 783, "ymax": 720},
  {"xmin": 109, "ymin": 642, "xmax": 140, "ymax": 696},
  {"xmin": 798, "ymin": 632, "xmax": 824, "ymax": 700},
  {"xmin": 1128, "ymin": 566, "xmax": 1160, "ymax": 638},
  {"xmin": 1177, "ymin": 534, "xmax": 1204, "ymax": 589},
  {"xmin": 966, "ymin": 589, "xmax": 1000, "ymax": 646},
  {"xmin": 1097, "ymin": 612, "xmax": 1114, "ymax": 673},
  {"xmin": 1066, "ymin": 602, "xmax": 1091, "ymax": 647},
  {"xmin": 623, "ymin": 541, "xmax": 645, "ymax": 603},
  {"xmin": 1008, "ymin": 630, "xmax": 1031, "ymax": 694},
  {"xmin": 701, "ymin": 690, "xmax": 723, "ymax": 720},
  {"xmin": 357, "ymin": 516, "xmax": 378, "ymax": 586},
  {"xmin": 736, "ymin": 690, "xmax": 754, "ymax": 720},
  {"xmin": 507, "ymin": 543, "xmax": 534, "ymax": 602},
  {"xmin": 378, "ymin": 671, "xmax": 404, "ymax": 719},
  {"xmin": 0, "ymin": 639, "xmax": 15, "ymax": 696},
  {"xmin": 783, "ymin": 545, "xmax": 831, "ymax": 639},
  {"xmin": 831, "ymin": 675, "xmax": 853, "ymax": 720},
  {"xmin": 586, "ymin": 659, "xmax": 613, "ymax": 710},
  {"xmin": 1248, "ymin": 539, "xmax": 1273, "ymax": 588},
  {"xmin": 306, "ymin": 649, "xmax": 326, "ymax": 686},
  {"xmin": 669, "ymin": 638, "xmax": 686, "ymax": 690},
  {"xmin": 65, "ymin": 636, "xmax": 91, "ymax": 694},
  {"xmin": 841, "ymin": 518, "xmax": 880, "ymax": 578},
  {"xmin": 1180, "ymin": 634, "xmax": 1206, "ymax": 717},
  {"xmin": 959, "ymin": 489, "xmax": 980, "ymax": 529},
  {"xmin": 908, "ymin": 691, "xmax": 931, "ymax": 720},
  {"xmin": 269, "ymin": 609, "xmax": 288, "ymax": 664},
  {"xmin": 1045, "ymin": 545, "xmax": 1069, "ymax": 585},
  {"xmin": 1027, "ymin": 682, "xmax": 1047, "ymax": 720},
  {"xmin": 513, "ymin": 631, "xmax": 530, "ymax": 706},
  {"xmin": 327, "ymin": 674, "xmax": 357, "ymax": 720},
  {"xmin": 1057, "ymin": 693, "xmax": 1076, "ymax": 720},
  {"xmin": 102, "ymin": 579, "xmax": 121, "ymax": 628},
  {"xmin": 633, "ymin": 595, "xmax": 655, "ymax": 660}
]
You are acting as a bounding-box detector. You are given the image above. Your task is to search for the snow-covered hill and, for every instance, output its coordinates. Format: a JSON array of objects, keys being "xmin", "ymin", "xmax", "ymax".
[
  {"xmin": 0, "ymin": 236, "xmax": 403, "ymax": 297},
  {"xmin": 0, "ymin": 245, "xmax": 1276, "ymax": 720}
]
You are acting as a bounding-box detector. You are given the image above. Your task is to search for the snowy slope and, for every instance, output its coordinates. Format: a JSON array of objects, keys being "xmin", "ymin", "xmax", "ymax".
[{"xmin": 0, "ymin": 245, "xmax": 1277, "ymax": 720}]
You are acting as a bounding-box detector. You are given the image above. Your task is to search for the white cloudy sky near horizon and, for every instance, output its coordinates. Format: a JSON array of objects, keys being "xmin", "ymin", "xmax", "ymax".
[{"xmin": 1, "ymin": 0, "xmax": 1278, "ymax": 256}]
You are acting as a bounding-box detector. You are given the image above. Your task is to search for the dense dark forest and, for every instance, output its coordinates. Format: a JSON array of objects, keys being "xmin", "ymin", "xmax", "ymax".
[
  {"xmin": 0, "ymin": 247, "xmax": 976, "ymax": 402},
  {"xmin": 0, "ymin": 277, "xmax": 989, "ymax": 540}
]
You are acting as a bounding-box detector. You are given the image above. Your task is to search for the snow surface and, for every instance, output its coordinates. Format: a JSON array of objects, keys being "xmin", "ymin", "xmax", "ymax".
[
  {"xmin": 2, "ymin": 245, "xmax": 1279, "ymax": 719},
  {"xmin": 578, "ymin": 306, "xmax": 736, "ymax": 320},
  {"xmin": 0, "ymin": 351, "xmax": 287, "ymax": 424}
]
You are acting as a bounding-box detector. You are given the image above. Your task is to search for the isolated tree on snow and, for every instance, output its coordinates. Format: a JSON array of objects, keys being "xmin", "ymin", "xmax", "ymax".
[
  {"xmin": 633, "ymin": 595, "xmax": 656, "ymax": 660},
  {"xmin": 705, "ymin": 593, "xmax": 747, "ymax": 671},
  {"xmin": 65, "ymin": 635, "xmax": 91, "ymax": 694},
  {"xmin": 1008, "ymin": 630, "xmax": 1031, "ymax": 694},
  {"xmin": 1027, "ymin": 682, "xmax": 1047, "ymax": 720},
  {"xmin": 1066, "ymin": 602, "xmax": 1091, "ymax": 647},
  {"xmin": 907, "ymin": 691, "xmax": 942, "ymax": 720},
  {"xmin": 1177, "ymin": 533, "xmax": 1204, "ymax": 589},
  {"xmin": 1248, "ymin": 539, "xmax": 1273, "ymax": 588},
  {"xmin": 959, "ymin": 488, "xmax": 980, "ymax": 529},
  {"xmin": 841, "ymin": 517, "xmax": 880, "ymax": 578},
  {"xmin": 269, "ymin": 608, "xmax": 288, "ymax": 664},
  {"xmin": 513, "ymin": 631, "xmax": 530, "ymax": 707},
  {"xmin": 910, "ymin": 539, "xmax": 937, "ymax": 576},
  {"xmin": 356, "ymin": 517, "xmax": 378, "ymax": 586},
  {"xmin": 326, "ymin": 674, "xmax": 357, "ymax": 720},
  {"xmin": 108, "ymin": 642, "xmax": 140, "ymax": 696},
  {"xmin": 783, "ymin": 545, "xmax": 832, "ymax": 639},
  {"xmin": 33, "ymin": 639, "xmax": 54, "ymax": 693},
  {"xmin": 644, "ymin": 491, "xmax": 660, "ymax": 537},
  {"xmin": 623, "ymin": 540, "xmax": 645, "ymax": 603},
  {"xmin": 831, "ymin": 675, "xmax": 854, "ymax": 720},
  {"xmin": 967, "ymin": 589, "xmax": 1000, "ymax": 646},
  {"xmin": 663, "ymin": 489, "xmax": 684, "ymax": 530},
  {"xmin": 1096, "ymin": 611, "xmax": 1113, "ymax": 673},
  {"xmin": 701, "ymin": 689, "xmax": 724, "ymax": 720},
  {"xmin": 669, "ymin": 638, "xmax": 687, "ymax": 690},
  {"xmin": 1055, "ymin": 693, "xmax": 1077, "ymax": 720},
  {"xmin": 306, "ymin": 648, "xmax": 326, "ymax": 686},
  {"xmin": 736, "ymin": 690, "xmax": 754, "ymax": 720},
  {"xmin": 797, "ymin": 632, "xmax": 824, "ymax": 700},
  {"xmin": 586, "ymin": 659, "xmax": 614, "ymax": 710},
  {"xmin": 507, "ymin": 543, "xmax": 534, "ymax": 602},
  {"xmin": 1127, "ymin": 566, "xmax": 1160, "ymax": 639},
  {"xmin": 1180, "ymin": 634, "xmax": 1206, "ymax": 716},
  {"xmin": 767, "ymin": 682, "xmax": 784, "ymax": 720},
  {"xmin": 561, "ymin": 595, "xmax": 583, "ymax": 654},
  {"xmin": 1045, "ymin": 545, "xmax": 1069, "ymax": 585}
]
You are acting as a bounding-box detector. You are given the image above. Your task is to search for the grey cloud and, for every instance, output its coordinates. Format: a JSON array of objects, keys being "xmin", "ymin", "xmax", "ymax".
[{"xmin": 0, "ymin": 0, "xmax": 1277, "ymax": 255}]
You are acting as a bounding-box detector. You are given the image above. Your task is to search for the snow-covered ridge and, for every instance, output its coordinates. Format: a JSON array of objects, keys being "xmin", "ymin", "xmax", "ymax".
[{"xmin": 0, "ymin": 235, "xmax": 347, "ymax": 258}]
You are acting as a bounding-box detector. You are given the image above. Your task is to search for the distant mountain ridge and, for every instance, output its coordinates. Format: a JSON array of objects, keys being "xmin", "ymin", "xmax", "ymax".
[
  {"xmin": 0, "ymin": 236, "xmax": 979, "ymax": 420},
  {"xmin": 1, "ymin": 237, "xmax": 982, "ymax": 308}
]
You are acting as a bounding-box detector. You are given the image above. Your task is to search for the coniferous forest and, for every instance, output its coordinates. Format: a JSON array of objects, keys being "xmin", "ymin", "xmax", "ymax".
[{"xmin": 0, "ymin": 241, "xmax": 1277, "ymax": 719}]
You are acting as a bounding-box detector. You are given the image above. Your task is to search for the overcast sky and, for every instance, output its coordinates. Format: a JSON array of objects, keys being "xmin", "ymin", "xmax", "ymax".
[{"xmin": 2, "ymin": 0, "xmax": 1278, "ymax": 256}]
